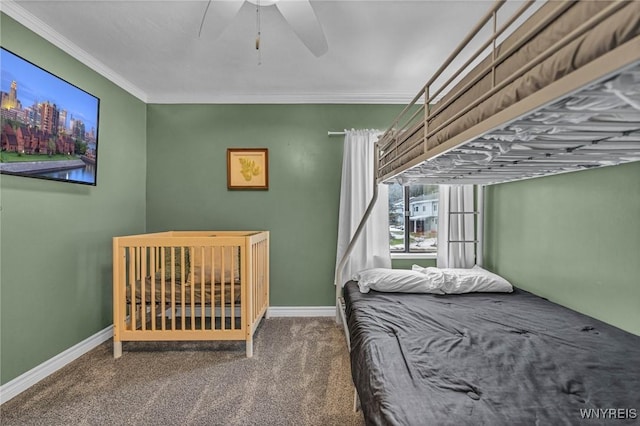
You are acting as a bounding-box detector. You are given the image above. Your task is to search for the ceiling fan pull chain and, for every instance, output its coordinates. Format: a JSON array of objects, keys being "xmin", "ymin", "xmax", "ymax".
[{"xmin": 256, "ymin": 0, "xmax": 262, "ymax": 65}]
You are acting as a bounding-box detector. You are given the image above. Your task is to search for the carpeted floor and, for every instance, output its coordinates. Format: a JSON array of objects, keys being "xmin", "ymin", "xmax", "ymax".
[{"xmin": 1, "ymin": 317, "xmax": 365, "ymax": 426}]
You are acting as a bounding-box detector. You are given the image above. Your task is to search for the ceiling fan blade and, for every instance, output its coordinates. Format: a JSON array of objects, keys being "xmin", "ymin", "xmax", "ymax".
[
  {"xmin": 275, "ymin": 0, "xmax": 328, "ymax": 57},
  {"xmin": 199, "ymin": 0, "xmax": 244, "ymax": 39}
]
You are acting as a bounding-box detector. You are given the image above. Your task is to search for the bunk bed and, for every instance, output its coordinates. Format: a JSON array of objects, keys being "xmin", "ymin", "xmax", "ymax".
[{"xmin": 335, "ymin": 1, "xmax": 640, "ymax": 424}]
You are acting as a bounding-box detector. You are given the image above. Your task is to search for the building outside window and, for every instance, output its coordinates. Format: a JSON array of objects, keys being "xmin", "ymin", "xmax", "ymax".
[{"xmin": 389, "ymin": 183, "xmax": 439, "ymax": 253}]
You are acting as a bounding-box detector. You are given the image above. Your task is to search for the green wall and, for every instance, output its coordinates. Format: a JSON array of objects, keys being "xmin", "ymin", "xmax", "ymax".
[
  {"xmin": 484, "ymin": 161, "xmax": 640, "ymax": 335},
  {"xmin": 146, "ymin": 104, "xmax": 402, "ymax": 307},
  {"xmin": 0, "ymin": 15, "xmax": 147, "ymax": 384}
]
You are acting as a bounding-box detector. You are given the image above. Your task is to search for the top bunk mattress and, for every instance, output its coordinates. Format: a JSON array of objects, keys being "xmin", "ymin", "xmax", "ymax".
[
  {"xmin": 343, "ymin": 281, "xmax": 640, "ymax": 425},
  {"xmin": 378, "ymin": 0, "xmax": 640, "ymax": 180}
]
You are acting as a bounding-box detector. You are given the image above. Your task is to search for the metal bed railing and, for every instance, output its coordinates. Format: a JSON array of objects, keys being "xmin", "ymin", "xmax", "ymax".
[{"xmin": 375, "ymin": 0, "xmax": 630, "ymax": 183}]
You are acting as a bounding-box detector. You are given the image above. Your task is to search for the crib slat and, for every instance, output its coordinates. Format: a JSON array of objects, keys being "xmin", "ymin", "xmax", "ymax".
[
  {"xmin": 234, "ymin": 246, "xmax": 237, "ymax": 329},
  {"xmin": 135, "ymin": 246, "xmax": 140, "ymax": 280},
  {"xmin": 113, "ymin": 244, "xmax": 123, "ymax": 358},
  {"xmin": 170, "ymin": 247, "xmax": 176, "ymax": 331},
  {"xmin": 160, "ymin": 247, "xmax": 166, "ymax": 331},
  {"xmin": 203, "ymin": 246, "xmax": 209, "ymax": 331},
  {"xmin": 256, "ymin": 241, "xmax": 269, "ymax": 322},
  {"xmin": 254, "ymin": 242, "xmax": 259, "ymax": 322},
  {"xmin": 150, "ymin": 247, "xmax": 156, "ymax": 331},
  {"xmin": 219, "ymin": 247, "xmax": 227, "ymax": 330},
  {"xmin": 263, "ymin": 240, "xmax": 267, "ymax": 313},
  {"xmin": 189, "ymin": 246, "xmax": 195, "ymax": 331},
  {"xmin": 198, "ymin": 246, "xmax": 204, "ymax": 330},
  {"xmin": 251, "ymin": 242, "xmax": 255, "ymax": 322},
  {"xmin": 141, "ymin": 248, "xmax": 147, "ymax": 331},
  {"xmin": 255, "ymin": 241, "xmax": 260, "ymax": 323},
  {"xmin": 180, "ymin": 247, "xmax": 186, "ymax": 331},
  {"xmin": 128, "ymin": 247, "xmax": 136, "ymax": 331},
  {"xmin": 231, "ymin": 248, "xmax": 235, "ymax": 330},
  {"xmin": 258, "ymin": 241, "xmax": 263, "ymax": 322}
]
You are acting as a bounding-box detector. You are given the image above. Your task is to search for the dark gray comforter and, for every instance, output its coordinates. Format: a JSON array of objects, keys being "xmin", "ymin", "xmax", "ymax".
[{"xmin": 344, "ymin": 282, "xmax": 640, "ymax": 425}]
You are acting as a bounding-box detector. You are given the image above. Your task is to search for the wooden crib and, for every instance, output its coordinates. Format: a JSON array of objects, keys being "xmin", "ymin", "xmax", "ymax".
[{"xmin": 112, "ymin": 231, "xmax": 269, "ymax": 358}]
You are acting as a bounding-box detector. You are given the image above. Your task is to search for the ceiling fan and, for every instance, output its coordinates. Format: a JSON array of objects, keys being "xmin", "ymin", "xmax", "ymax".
[{"xmin": 199, "ymin": 0, "xmax": 328, "ymax": 57}]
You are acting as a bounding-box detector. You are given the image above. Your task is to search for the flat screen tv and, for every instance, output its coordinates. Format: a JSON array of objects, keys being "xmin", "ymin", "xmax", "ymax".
[{"xmin": 1, "ymin": 47, "xmax": 100, "ymax": 186}]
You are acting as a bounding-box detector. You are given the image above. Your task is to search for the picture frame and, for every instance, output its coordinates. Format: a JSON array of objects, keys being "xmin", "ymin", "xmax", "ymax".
[{"xmin": 227, "ymin": 148, "xmax": 269, "ymax": 190}]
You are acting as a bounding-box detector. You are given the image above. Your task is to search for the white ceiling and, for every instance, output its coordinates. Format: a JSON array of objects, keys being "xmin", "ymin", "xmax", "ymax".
[{"xmin": 3, "ymin": 0, "xmax": 522, "ymax": 104}]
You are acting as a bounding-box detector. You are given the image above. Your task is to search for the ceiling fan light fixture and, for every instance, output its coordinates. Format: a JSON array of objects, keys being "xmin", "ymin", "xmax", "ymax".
[{"xmin": 201, "ymin": 0, "xmax": 327, "ymax": 57}]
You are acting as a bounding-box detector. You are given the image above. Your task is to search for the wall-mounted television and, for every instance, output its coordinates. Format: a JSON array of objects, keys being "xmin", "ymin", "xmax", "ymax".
[{"xmin": 1, "ymin": 47, "xmax": 100, "ymax": 186}]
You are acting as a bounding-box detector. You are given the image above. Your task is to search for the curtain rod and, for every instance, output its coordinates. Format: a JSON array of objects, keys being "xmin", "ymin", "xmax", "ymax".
[{"xmin": 328, "ymin": 131, "xmax": 345, "ymax": 136}]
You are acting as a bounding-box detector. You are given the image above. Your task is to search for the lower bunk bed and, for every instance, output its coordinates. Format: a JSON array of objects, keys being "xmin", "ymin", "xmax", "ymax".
[
  {"xmin": 112, "ymin": 231, "xmax": 269, "ymax": 358},
  {"xmin": 342, "ymin": 279, "xmax": 640, "ymax": 425}
]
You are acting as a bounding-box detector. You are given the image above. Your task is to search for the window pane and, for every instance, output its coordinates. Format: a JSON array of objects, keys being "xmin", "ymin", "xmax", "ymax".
[
  {"xmin": 408, "ymin": 185, "xmax": 438, "ymax": 253},
  {"xmin": 388, "ymin": 183, "xmax": 405, "ymax": 252},
  {"xmin": 388, "ymin": 184, "xmax": 439, "ymax": 253}
]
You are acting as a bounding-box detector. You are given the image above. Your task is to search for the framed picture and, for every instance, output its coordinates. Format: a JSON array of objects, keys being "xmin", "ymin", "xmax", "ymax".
[{"xmin": 227, "ymin": 148, "xmax": 269, "ymax": 190}]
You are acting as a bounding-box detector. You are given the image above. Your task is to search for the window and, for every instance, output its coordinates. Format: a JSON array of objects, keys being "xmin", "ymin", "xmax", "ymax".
[{"xmin": 389, "ymin": 183, "xmax": 439, "ymax": 253}]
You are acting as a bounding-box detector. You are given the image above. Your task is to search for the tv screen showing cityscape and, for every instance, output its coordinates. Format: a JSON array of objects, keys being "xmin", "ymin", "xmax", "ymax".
[{"xmin": 1, "ymin": 47, "xmax": 100, "ymax": 186}]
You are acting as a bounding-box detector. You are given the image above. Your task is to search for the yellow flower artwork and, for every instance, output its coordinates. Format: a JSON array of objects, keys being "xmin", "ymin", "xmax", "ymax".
[
  {"xmin": 239, "ymin": 157, "xmax": 261, "ymax": 181},
  {"xmin": 227, "ymin": 148, "xmax": 269, "ymax": 190}
]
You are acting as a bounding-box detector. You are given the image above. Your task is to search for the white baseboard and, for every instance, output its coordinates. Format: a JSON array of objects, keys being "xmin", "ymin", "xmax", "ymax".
[
  {"xmin": 267, "ymin": 306, "xmax": 336, "ymax": 317},
  {"xmin": 0, "ymin": 325, "xmax": 113, "ymax": 405}
]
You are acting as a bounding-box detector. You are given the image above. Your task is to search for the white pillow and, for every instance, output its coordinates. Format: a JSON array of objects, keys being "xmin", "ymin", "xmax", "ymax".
[
  {"xmin": 352, "ymin": 268, "xmax": 445, "ymax": 294},
  {"xmin": 412, "ymin": 264, "xmax": 513, "ymax": 294},
  {"xmin": 470, "ymin": 265, "xmax": 513, "ymax": 292}
]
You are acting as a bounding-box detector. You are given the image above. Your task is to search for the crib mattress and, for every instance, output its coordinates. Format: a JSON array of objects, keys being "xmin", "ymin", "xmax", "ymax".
[
  {"xmin": 127, "ymin": 278, "xmax": 242, "ymax": 306},
  {"xmin": 343, "ymin": 281, "xmax": 640, "ymax": 425}
]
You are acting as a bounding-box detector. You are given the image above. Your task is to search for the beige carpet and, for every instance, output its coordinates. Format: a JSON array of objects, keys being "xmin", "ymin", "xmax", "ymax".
[{"xmin": 1, "ymin": 317, "xmax": 365, "ymax": 426}]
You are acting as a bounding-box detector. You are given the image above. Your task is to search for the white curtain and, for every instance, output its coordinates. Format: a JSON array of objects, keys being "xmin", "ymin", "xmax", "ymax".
[
  {"xmin": 437, "ymin": 185, "xmax": 476, "ymax": 268},
  {"xmin": 335, "ymin": 129, "xmax": 391, "ymax": 286}
]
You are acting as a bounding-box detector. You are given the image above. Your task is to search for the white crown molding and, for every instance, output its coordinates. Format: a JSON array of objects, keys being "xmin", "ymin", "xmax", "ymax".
[
  {"xmin": 0, "ymin": 0, "xmax": 148, "ymax": 102},
  {"xmin": 0, "ymin": 326, "xmax": 113, "ymax": 405},
  {"xmin": 147, "ymin": 91, "xmax": 415, "ymax": 105}
]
